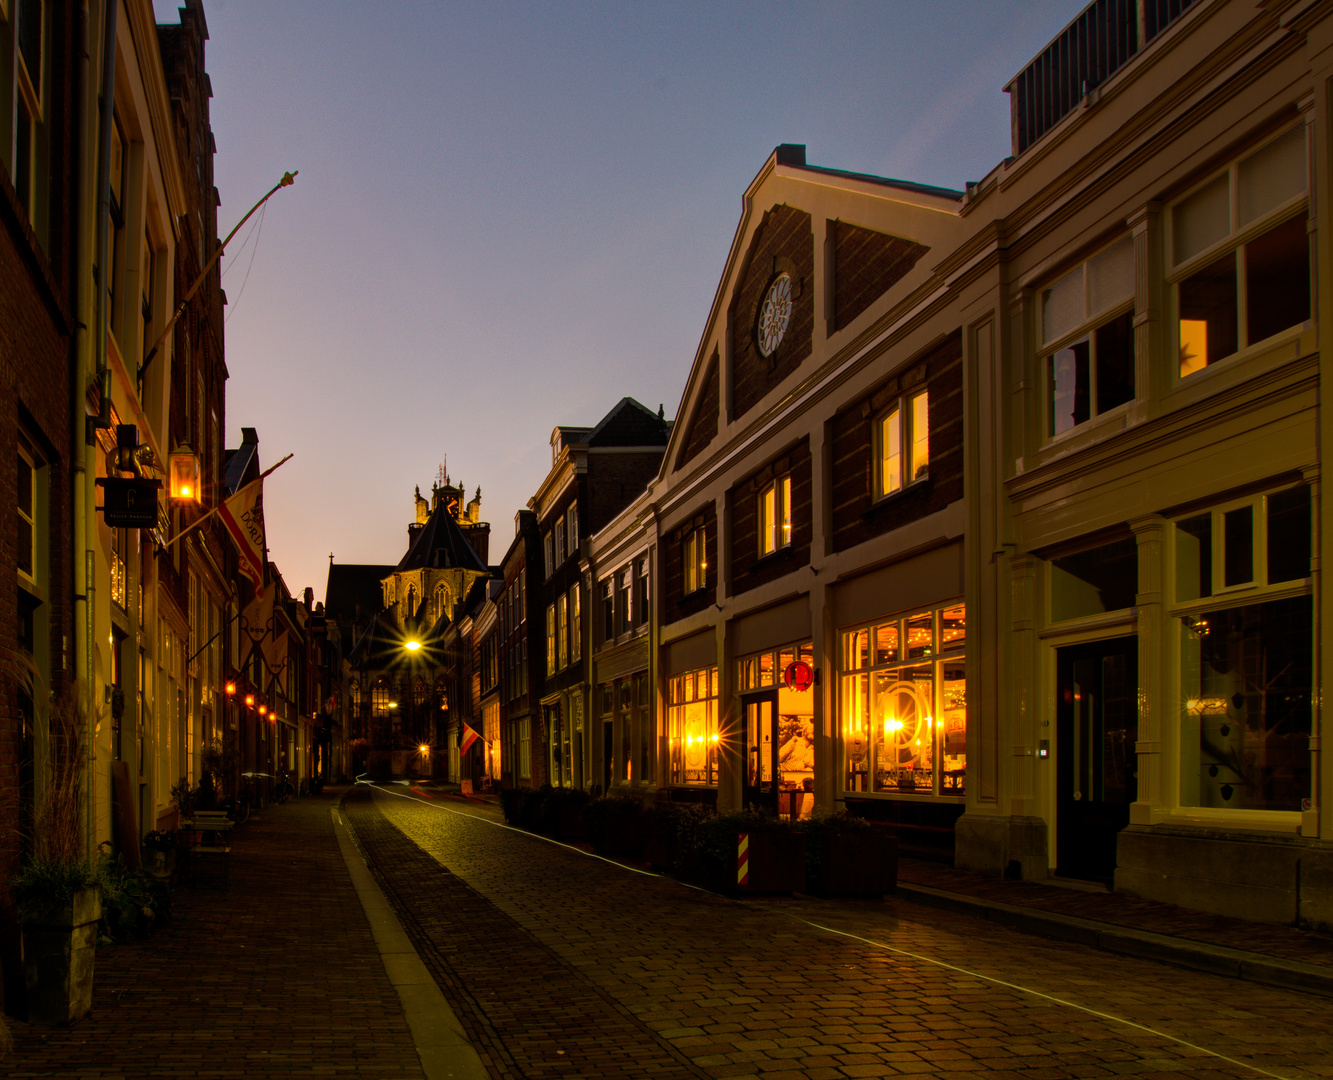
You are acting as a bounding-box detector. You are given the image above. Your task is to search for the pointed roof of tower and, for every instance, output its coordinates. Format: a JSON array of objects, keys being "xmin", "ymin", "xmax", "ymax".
[{"xmin": 396, "ymin": 498, "xmax": 488, "ymax": 573}]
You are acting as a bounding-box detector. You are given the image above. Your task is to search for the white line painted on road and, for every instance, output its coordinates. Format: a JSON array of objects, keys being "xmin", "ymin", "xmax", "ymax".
[
  {"xmin": 793, "ymin": 918, "xmax": 1296, "ymax": 1080},
  {"xmin": 361, "ymin": 784, "xmax": 1297, "ymax": 1080}
]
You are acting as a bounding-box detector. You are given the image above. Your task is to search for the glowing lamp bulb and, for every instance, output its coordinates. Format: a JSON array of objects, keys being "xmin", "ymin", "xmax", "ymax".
[
  {"xmin": 419, "ymin": 743, "xmax": 430, "ymax": 755},
  {"xmin": 245, "ymin": 694, "xmax": 255, "ymax": 707},
  {"xmin": 225, "ymin": 682, "xmax": 236, "ymax": 695},
  {"xmin": 405, "ymin": 640, "xmax": 421, "ymax": 651}
]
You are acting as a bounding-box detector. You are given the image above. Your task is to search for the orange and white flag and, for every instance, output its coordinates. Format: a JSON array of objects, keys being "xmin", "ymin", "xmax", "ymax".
[
  {"xmin": 460, "ymin": 723, "xmax": 481, "ymax": 755},
  {"xmin": 219, "ymin": 479, "xmax": 266, "ymax": 597}
]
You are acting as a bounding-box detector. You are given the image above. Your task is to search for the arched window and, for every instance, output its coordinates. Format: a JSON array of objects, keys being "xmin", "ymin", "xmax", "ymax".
[
  {"xmin": 372, "ymin": 678, "xmax": 390, "ymax": 717},
  {"xmin": 434, "ymin": 584, "xmax": 448, "ymax": 623},
  {"xmin": 407, "ymin": 585, "xmax": 417, "ymax": 617}
]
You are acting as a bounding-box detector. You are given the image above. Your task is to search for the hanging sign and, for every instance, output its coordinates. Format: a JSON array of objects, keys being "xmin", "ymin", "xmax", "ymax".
[
  {"xmin": 783, "ymin": 660, "xmax": 814, "ymax": 692},
  {"xmin": 98, "ymin": 477, "xmax": 162, "ymax": 528}
]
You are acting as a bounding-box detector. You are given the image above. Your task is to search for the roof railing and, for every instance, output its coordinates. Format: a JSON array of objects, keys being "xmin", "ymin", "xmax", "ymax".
[{"xmin": 1006, "ymin": 0, "xmax": 1197, "ymax": 156}]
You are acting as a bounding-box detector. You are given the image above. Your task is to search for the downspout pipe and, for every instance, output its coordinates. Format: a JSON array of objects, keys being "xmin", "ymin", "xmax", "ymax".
[
  {"xmin": 72, "ymin": 0, "xmax": 90, "ymax": 861},
  {"xmin": 80, "ymin": 0, "xmax": 117, "ymax": 860}
]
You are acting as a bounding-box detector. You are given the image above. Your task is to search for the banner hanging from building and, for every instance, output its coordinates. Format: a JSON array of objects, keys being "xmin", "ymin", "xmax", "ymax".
[{"xmin": 219, "ymin": 478, "xmax": 266, "ymax": 598}]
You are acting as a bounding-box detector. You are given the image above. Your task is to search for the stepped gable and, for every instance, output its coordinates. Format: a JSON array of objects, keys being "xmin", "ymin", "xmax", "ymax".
[{"xmin": 397, "ymin": 498, "xmax": 489, "ymax": 574}]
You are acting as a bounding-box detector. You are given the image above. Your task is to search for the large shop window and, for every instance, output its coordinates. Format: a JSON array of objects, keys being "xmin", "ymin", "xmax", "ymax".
[
  {"xmin": 841, "ymin": 604, "xmax": 965, "ymax": 797},
  {"xmin": 1042, "ymin": 235, "xmax": 1135, "ymax": 437},
  {"xmin": 1172, "ymin": 124, "xmax": 1310, "ymax": 378},
  {"xmin": 1174, "ymin": 485, "xmax": 1312, "ymax": 814},
  {"xmin": 668, "ymin": 666, "xmax": 718, "ymax": 785}
]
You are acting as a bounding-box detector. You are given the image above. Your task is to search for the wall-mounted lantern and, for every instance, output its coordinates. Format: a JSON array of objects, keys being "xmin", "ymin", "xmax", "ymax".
[{"xmin": 169, "ymin": 444, "xmax": 201, "ymax": 502}]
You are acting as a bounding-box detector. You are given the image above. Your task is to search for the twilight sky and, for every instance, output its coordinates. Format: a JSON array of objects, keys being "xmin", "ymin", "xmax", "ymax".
[{"xmin": 151, "ymin": 0, "xmax": 1077, "ymax": 605}]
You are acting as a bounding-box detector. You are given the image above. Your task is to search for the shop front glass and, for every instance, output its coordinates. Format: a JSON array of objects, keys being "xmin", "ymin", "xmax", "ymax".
[
  {"xmin": 667, "ymin": 666, "xmax": 718, "ymax": 785},
  {"xmin": 840, "ymin": 604, "xmax": 965, "ymax": 796},
  {"xmin": 738, "ymin": 642, "xmax": 815, "ymax": 796}
]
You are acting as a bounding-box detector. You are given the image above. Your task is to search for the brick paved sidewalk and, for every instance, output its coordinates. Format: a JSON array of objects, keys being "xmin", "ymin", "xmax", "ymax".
[
  {"xmin": 5, "ymin": 788, "xmax": 425, "ymax": 1079},
  {"xmin": 895, "ymin": 858, "xmax": 1333, "ymax": 973}
]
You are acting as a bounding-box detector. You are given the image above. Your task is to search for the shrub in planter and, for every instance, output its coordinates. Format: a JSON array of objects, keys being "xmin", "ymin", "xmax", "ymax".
[
  {"xmin": 534, "ymin": 786, "xmax": 591, "ymax": 840},
  {"xmin": 798, "ymin": 812, "xmax": 898, "ymax": 897},
  {"xmin": 12, "ymin": 860, "xmax": 101, "ymax": 1026},
  {"xmin": 699, "ymin": 811, "xmax": 805, "ymax": 895},
  {"xmin": 582, "ymin": 796, "xmax": 645, "ymax": 856},
  {"xmin": 643, "ymin": 802, "xmax": 713, "ymax": 874},
  {"xmin": 96, "ymin": 847, "xmax": 172, "ymax": 944}
]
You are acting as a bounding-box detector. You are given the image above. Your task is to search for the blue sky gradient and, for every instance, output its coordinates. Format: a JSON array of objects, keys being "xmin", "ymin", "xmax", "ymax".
[{"xmin": 152, "ymin": 0, "xmax": 1078, "ymax": 601}]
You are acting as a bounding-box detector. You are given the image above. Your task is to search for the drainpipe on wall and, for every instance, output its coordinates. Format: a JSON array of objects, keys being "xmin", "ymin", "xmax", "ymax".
[
  {"xmin": 77, "ymin": 0, "xmax": 118, "ymax": 860},
  {"xmin": 71, "ymin": 0, "xmax": 91, "ymax": 861}
]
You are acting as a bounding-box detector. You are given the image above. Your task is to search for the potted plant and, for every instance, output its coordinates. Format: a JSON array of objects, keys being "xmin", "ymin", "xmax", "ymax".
[
  {"xmin": 140, "ymin": 831, "xmax": 177, "ymax": 882},
  {"xmin": 798, "ymin": 812, "xmax": 898, "ymax": 897},
  {"xmin": 9, "ymin": 674, "xmax": 102, "ymax": 1025}
]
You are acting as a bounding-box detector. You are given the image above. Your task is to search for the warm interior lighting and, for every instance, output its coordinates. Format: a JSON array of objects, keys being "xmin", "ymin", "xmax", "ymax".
[
  {"xmin": 258, "ymin": 704, "xmax": 267, "ymax": 715},
  {"xmin": 169, "ymin": 445, "xmax": 201, "ymax": 502},
  {"xmin": 1179, "ymin": 319, "xmax": 1209, "ymax": 377}
]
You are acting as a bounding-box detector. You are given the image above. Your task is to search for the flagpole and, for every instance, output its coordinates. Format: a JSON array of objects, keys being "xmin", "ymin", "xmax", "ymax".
[{"xmin": 166, "ymin": 452, "xmax": 293, "ymax": 548}]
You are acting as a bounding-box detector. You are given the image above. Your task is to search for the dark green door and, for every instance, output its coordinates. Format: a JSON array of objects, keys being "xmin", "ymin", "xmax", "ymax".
[{"xmin": 1056, "ymin": 636, "xmax": 1138, "ymax": 883}]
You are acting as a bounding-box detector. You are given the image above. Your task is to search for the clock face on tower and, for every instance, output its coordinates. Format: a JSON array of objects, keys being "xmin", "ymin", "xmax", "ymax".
[
  {"xmin": 756, "ymin": 273, "xmax": 793, "ymax": 358},
  {"xmin": 446, "ymin": 497, "xmax": 460, "ymax": 518}
]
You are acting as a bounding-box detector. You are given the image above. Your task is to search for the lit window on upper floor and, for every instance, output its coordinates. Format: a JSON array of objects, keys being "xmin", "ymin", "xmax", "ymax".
[
  {"xmin": 876, "ymin": 389, "xmax": 929, "ymax": 495},
  {"xmin": 1042, "ymin": 235, "xmax": 1135, "ymax": 438},
  {"xmin": 1171, "ymin": 124, "xmax": 1309, "ymax": 379}
]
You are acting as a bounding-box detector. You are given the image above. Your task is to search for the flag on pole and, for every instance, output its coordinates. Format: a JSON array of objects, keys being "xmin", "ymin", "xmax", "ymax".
[
  {"xmin": 460, "ymin": 723, "xmax": 481, "ymax": 755},
  {"xmin": 218, "ymin": 478, "xmax": 266, "ymax": 598},
  {"xmin": 239, "ymin": 590, "xmax": 274, "ymax": 668}
]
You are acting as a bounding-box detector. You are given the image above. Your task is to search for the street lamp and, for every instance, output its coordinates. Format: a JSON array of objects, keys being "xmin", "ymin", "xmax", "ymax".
[
  {"xmin": 168, "ymin": 443, "xmax": 201, "ymax": 502},
  {"xmin": 405, "ymin": 639, "xmax": 421, "ymax": 651}
]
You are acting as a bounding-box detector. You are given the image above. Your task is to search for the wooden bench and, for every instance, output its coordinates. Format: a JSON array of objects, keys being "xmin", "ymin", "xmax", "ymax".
[{"xmin": 180, "ymin": 811, "xmax": 233, "ymax": 881}]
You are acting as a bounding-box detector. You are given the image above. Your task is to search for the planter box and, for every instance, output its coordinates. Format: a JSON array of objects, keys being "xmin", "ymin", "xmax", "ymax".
[
  {"xmin": 722, "ymin": 829, "xmax": 806, "ymax": 896},
  {"xmin": 808, "ymin": 830, "xmax": 898, "ymax": 897},
  {"xmin": 22, "ymin": 888, "xmax": 101, "ymax": 1025}
]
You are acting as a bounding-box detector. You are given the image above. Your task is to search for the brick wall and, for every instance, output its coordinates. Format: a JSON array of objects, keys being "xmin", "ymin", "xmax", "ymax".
[
  {"xmin": 729, "ymin": 204, "xmax": 814, "ymax": 421},
  {"xmin": 0, "ymin": 124, "xmax": 76, "ymax": 1016},
  {"xmin": 829, "ymin": 331, "xmax": 964, "ymax": 554},
  {"xmin": 831, "ymin": 220, "xmax": 929, "ymax": 334},
  {"xmin": 727, "ymin": 438, "xmax": 812, "ymax": 596},
  {"xmin": 662, "ymin": 502, "xmax": 717, "ymax": 627},
  {"xmin": 586, "ymin": 452, "xmax": 663, "ymax": 536},
  {"xmin": 674, "ymin": 350, "xmax": 718, "ymax": 472}
]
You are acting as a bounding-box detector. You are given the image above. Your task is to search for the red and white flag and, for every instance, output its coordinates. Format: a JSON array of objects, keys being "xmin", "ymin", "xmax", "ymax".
[
  {"xmin": 460, "ymin": 723, "xmax": 481, "ymax": 755},
  {"xmin": 218, "ymin": 478, "xmax": 266, "ymax": 598}
]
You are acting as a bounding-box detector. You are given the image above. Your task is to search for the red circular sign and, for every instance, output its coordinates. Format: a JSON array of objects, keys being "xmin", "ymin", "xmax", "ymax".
[{"xmin": 783, "ymin": 660, "xmax": 814, "ymax": 692}]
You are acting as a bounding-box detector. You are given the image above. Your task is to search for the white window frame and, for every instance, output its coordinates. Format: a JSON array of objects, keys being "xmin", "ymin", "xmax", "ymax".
[
  {"xmin": 757, "ymin": 475, "xmax": 792, "ymax": 557},
  {"xmin": 683, "ymin": 526, "xmax": 707, "ymax": 595},
  {"xmin": 875, "ymin": 389, "xmax": 929, "ymax": 498},
  {"xmin": 1168, "ymin": 123, "xmax": 1311, "ymax": 381}
]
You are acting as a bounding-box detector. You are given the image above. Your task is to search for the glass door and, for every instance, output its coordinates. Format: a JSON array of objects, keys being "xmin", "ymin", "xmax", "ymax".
[{"xmin": 742, "ymin": 692, "xmax": 779, "ymax": 815}]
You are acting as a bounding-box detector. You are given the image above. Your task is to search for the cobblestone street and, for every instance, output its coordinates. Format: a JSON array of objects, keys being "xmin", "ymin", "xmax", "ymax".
[{"xmin": 347, "ymin": 786, "xmax": 1333, "ymax": 1080}]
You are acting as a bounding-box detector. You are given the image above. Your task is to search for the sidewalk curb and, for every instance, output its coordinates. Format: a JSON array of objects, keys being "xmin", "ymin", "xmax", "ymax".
[
  {"xmin": 895, "ymin": 881, "xmax": 1333, "ymax": 999},
  {"xmin": 332, "ymin": 802, "xmax": 490, "ymax": 1080}
]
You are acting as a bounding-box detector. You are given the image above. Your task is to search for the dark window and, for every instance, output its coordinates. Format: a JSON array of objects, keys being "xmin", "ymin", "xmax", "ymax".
[
  {"xmin": 1051, "ymin": 538, "xmax": 1139, "ymax": 621},
  {"xmin": 1268, "ymin": 485, "xmax": 1311, "ymax": 584}
]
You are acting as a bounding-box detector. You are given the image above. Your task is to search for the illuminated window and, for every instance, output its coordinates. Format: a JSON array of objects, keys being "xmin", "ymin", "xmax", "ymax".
[
  {"xmin": 557, "ymin": 593, "xmax": 568, "ymax": 669},
  {"xmin": 876, "ymin": 389, "xmax": 929, "ymax": 496},
  {"xmin": 757, "ymin": 475, "xmax": 792, "ymax": 556},
  {"xmin": 668, "ymin": 666, "xmax": 719, "ymax": 785},
  {"xmin": 569, "ymin": 585, "xmax": 581, "ymax": 662},
  {"xmin": 545, "ymin": 604, "xmax": 557, "ymax": 675},
  {"xmin": 683, "ymin": 526, "xmax": 707, "ymax": 594},
  {"xmin": 840, "ymin": 604, "xmax": 965, "ymax": 798},
  {"xmin": 1041, "ymin": 235, "xmax": 1135, "ymax": 436},
  {"xmin": 1171, "ymin": 124, "xmax": 1309, "ymax": 378}
]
